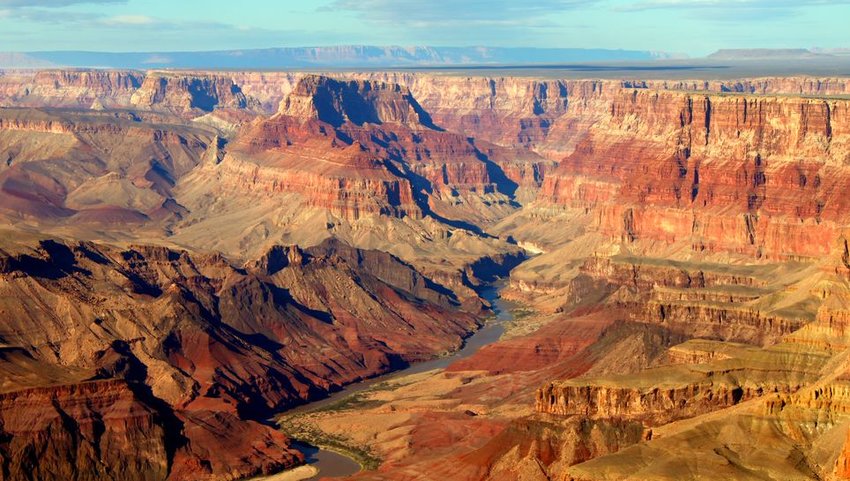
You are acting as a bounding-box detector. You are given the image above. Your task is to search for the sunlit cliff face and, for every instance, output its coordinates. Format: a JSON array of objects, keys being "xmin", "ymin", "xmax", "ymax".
[{"xmin": 0, "ymin": 70, "xmax": 850, "ymax": 481}]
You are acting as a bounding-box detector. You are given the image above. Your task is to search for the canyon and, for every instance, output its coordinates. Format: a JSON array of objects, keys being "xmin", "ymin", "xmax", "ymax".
[{"xmin": 0, "ymin": 67, "xmax": 849, "ymax": 481}]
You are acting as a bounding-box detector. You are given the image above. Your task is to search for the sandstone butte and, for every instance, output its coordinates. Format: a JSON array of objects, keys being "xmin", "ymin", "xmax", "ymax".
[{"xmin": 0, "ymin": 69, "xmax": 850, "ymax": 481}]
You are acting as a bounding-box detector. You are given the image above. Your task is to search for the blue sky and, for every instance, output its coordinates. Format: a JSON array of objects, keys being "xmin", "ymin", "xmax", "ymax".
[{"xmin": 0, "ymin": 0, "xmax": 847, "ymax": 56}]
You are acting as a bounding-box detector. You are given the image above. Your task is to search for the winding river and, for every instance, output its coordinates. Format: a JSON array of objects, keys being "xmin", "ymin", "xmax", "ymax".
[{"xmin": 281, "ymin": 281, "xmax": 515, "ymax": 480}]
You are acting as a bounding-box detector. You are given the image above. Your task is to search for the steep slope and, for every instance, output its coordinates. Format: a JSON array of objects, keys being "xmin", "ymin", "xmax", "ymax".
[
  {"xmin": 3, "ymin": 69, "xmax": 850, "ymax": 481},
  {"xmin": 130, "ymin": 71, "xmax": 259, "ymax": 115},
  {"xmin": 5, "ymin": 69, "xmax": 847, "ymax": 136},
  {"xmin": 0, "ymin": 108, "xmax": 216, "ymax": 227},
  {"xmin": 536, "ymin": 88, "xmax": 850, "ymax": 259},
  {"xmin": 169, "ymin": 75, "xmax": 527, "ymax": 286},
  {"xmin": 0, "ymin": 74, "xmax": 535, "ymax": 296},
  {"xmin": 0, "ymin": 234, "xmax": 480, "ymax": 481},
  {"xmin": 347, "ymin": 73, "xmax": 574, "ymax": 153},
  {"xmin": 485, "ymin": 88, "xmax": 850, "ymax": 481}
]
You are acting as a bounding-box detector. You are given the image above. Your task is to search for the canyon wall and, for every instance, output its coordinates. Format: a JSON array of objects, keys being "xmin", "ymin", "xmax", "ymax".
[
  {"xmin": 537, "ymin": 87, "xmax": 850, "ymax": 259},
  {"xmin": 0, "ymin": 379, "xmax": 172, "ymax": 481},
  {"xmin": 839, "ymin": 429, "xmax": 850, "ymax": 479},
  {"xmin": 2, "ymin": 69, "xmax": 850, "ymax": 481},
  {"xmin": 623, "ymin": 77, "xmax": 850, "ymax": 96},
  {"xmin": 0, "ymin": 236, "xmax": 480, "ymax": 480},
  {"xmin": 218, "ymin": 74, "xmax": 526, "ymax": 226},
  {"xmin": 130, "ymin": 72, "xmax": 257, "ymax": 113},
  {"xmin": 0, "ymin": 70, "xmax": 143, "ymax": 108},
  {"xmin": 535, "ymin": 380, "xmax": 767, "ymax": 424},
  {"xmin": 2, "ymin": 68, "xmax": 846, "ymax": 131},
  {"xmin": 5, "ymin": 69, "xmax": 846, "ymax": 261}
]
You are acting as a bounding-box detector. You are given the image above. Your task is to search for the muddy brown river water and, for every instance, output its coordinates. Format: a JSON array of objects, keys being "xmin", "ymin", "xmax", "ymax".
[{"xmin": 284, "ymin": 281, "xmax": 514, "ymax": 480}]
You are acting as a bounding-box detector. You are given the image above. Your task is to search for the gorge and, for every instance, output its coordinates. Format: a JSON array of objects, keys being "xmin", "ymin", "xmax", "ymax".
[{"xmin": 0, "ymin": 67, "xmax": 849, "ymax": 481}]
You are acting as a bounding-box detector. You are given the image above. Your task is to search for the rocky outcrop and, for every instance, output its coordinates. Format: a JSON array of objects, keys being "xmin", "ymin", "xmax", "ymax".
[
  {"xmin": 624, "ymin": 77, "xmax": 850, "ymax": 96},
  {"xmin": 764, "ymin": 381, "xmax": 850, "ymax": 416},
  {"xmin": 348, "ymin": 73, "xmax": 574, "ymax": 153},
  {"xmin": 130, "ymin": 72, "xmax": 256, "ymax": 114},
  {"xmin": 635, "ymin": 301, "xmax": 802, "ymax": 346},
  {"xmin": 570, "ymin": 256, "xmax": 802, "ymax": 346},
  {"xmin": 464, "ymin": 417, "xmax": 647, "ymax": 481},
  {"xmin": 785, "ymin": 287, "xmax": 850, "ymax": 353},
  {"xmin": 535, "ymin": 380, "xmax": 770, "ymax": 425},
  {"xmin": 579, "ymin": 255, "xmax": 766, "ymax": 291},
  {"xmin": 1, "ymin": 70, "xmax": 848, "ymax": 142},
  {"xmin": 0, "ymin": 379, "xmax": 172, "ymax": 481},
  {"xmin": 223, "ymin": 74, "xmax": 522, "ymax": 224},
  {"xmin": 0, "ymin": 353, "xmax": 304, "ymax": 481},
  {"xmin": 279, "ymin": 75, "xmax": 434, "ymax": 128},
  {"xmin": 228, "ymin": 71, "xmax": 300, "ymax": 112},
  {"xmin": 203, "ymin": 152, "xmax": 422, "ymax": 221}
]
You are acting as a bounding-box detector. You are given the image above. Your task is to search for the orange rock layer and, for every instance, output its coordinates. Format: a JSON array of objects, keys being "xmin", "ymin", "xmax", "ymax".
[
  {"xmin": 535, "ymin": 381, "xmax": 780, "ymax": 426},
  {"xmin": 539, "ymin": 88, "xmax": 850, "ymax": 258}
]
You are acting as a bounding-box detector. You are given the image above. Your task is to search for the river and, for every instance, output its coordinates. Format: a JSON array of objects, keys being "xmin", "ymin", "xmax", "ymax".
[{"xmin": 280, "ymin": 281, "xmax": 515, "ymax": 480}]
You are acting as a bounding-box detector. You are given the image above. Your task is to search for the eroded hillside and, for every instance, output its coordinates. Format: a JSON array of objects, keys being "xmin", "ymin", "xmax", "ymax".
[{"xmin": 1, "ymin": 69, "xmax": 850, "ymax": 481}]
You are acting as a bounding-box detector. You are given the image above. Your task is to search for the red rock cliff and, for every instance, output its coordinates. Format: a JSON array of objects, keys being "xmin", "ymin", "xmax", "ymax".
[
  {"xmin": 224, "ymin": 75, "xmax": 522, "ymax": 223},
  {"xmin": 538, "ymin": 87, "xmax": 850, "ymax": 258}
]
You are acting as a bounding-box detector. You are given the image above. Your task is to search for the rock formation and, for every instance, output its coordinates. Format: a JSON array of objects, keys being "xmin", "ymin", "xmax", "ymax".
[
  {"xmin": 537, "ymin": 88, "xmax": 850, "ymax": 259},
  {"xmin": 0, "ymin": 236, "xmax": 480, "ymax": 480},
  {"xmin": 1, "ymin": 68, "xmax": 850, "ymax": 481},
  {"xmin": 130, "ymin": 72, "xmax": 258, "ymax": 114},
  {"xmin": 0, "ymin": 70, "xmax": 143, "ymax": 109}
]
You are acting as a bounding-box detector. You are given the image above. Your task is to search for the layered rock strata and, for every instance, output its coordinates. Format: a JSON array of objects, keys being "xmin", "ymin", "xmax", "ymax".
[
  {"xmin": 538, "ymin": 88, "xmax": 850, "ymax": 258},
  {"xmin": 0, "ymin": 236, "xmax": 479, "ymax": 480}
]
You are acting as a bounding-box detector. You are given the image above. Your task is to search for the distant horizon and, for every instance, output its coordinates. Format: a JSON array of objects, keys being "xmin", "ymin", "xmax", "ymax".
[
  {"xmin": 0, "ymin": 0, "xmax": 847, "ymax": 57},
  {"xmin": 3, "ymin": 44, "xmax": 847, "ymax": 58},
  {"xmin": 4, "ymin": 47, "xmax": 850, "ymax": 82},
  {"xmin": 4, "ymin": 45, "xmax": 685, "ymax": 55}
]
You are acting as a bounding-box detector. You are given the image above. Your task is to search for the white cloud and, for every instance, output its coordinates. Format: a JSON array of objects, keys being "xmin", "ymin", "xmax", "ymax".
[
  {"xmin": 618, "ymin": 0, "xmax": 850, "ymax": 11},
  {"xmin": 101, "ymin": 14, "xmax": 156, "ymax": 26},
  {"xmin": 329, "ymin": 0, "xmax": 600, "ymax": 25},
  {"xmin": 0, "ymin": 0, "xmax": 124, "ymax": 6}
]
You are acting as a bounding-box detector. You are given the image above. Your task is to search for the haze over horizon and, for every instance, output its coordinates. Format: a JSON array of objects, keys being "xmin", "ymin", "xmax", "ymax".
[{"xmin": 0, "ymin": 0, "xmax": 847, "ymax": 57}]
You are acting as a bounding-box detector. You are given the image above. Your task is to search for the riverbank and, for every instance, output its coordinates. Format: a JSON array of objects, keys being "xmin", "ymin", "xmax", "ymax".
[
  {"xmin": 264, "ymin": 279, "xmax": 519, "ymax": 479},
  {"xmin": 281, "ymin": 418, "xmax": 379, "ymax": 471},
  {"xmin": 247, "ymin": 465, "xmax": 318, "ymax": 481}
]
